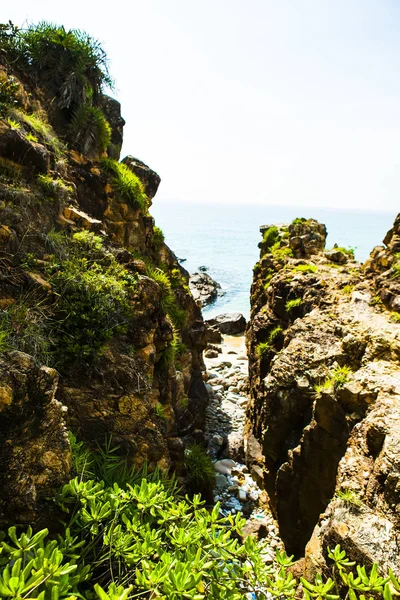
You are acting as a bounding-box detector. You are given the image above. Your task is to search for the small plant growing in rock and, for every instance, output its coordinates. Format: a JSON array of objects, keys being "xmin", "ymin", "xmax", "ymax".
[
  {"xmin": 37, "ymin": 174, "xmax": 73, "ymax": 199},
  {"xmin": 390, "ymin": 312, "xmax": 400, "ymax": 323},
  {"xmin": 6, "ymin": 117, "xmax": 20, "ymax": 130},
  {"xmin": 184, "ymin": 443, "xmax": 215, "ymax": 494},
  {"xmin": 342, "ymin": 284, "xmax": 354, "ymax": 295},
  {"xmin": 292, "ymin": 264, "xmax": 317, "ymax": 274},
  {"xmin": 152, "ymin": 225, "xmax": 165, "ymax": 251},
  {"xmin": 256, "ymin": 340, "xmax": 270, "ymax": 358},
  {"xmin": 101, "ymin": 158, "xmax": 148, "ymax": 211},
  {"xmin": 370, "ymin": 294, "xmax": 383, "ymax": 306},
  {"xmin": 286, "ymin": 297, "xmax": 303, "ymax": 312},
  {"xmin": 262, "ymin": 225, "xmax": 280, "ymax": 250},
  {"xmin": 315, "ymin": 365, "xmax": 352, "ymax": 396},
  {"xmin": 336, "ymin": 488, "xmax": 363, "ymax": 507},
  {"xmin": 155, "ymin": 402, "xmax": 167, "ymax": 420}
]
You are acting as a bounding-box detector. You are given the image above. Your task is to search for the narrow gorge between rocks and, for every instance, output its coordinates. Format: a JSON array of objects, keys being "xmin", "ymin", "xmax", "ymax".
[{"xmin": 1, "ymin": 20, "xmax": 400, "ymax": 600}]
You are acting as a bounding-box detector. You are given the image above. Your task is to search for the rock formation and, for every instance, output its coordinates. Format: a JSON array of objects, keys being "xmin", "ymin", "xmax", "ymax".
[
  {"xmin": 0, "ymin": 42, "xmax": 207, "ymax": 528},
  {"xmin": 245, "ymin": 216, "xmax": 400, "ymax": 573},
  {"xmin": 189, "ymin": 271, "xmax": 223, "ymax": 306}
]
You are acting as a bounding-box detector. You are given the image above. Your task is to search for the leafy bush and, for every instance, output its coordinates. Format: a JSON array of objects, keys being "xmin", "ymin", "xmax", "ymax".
[
  {"xmin": 0, "ymin": 73, "xmax": 19, "ymax": 115},
  {"xmin": 152, "ymin": 225, "xmax": 165, "ymax": 251},
  {"xmin": 145, "ymin": 264, "xmax": 186, "ymax": 328},
  {"xmin": 1, "ymin": 430, "xmax": 399, "ymax": 599},
  {"xmin": 262, "ymin": 226, "xmax": 279, "ymax": 250},
  {"xmin": 7, "ymin": 22, "xmax": 112, "ymax": 111},
  {"xmin": 291, "ymin": 217, "xmax": 308, "ymax": 225},
  {"xmin": 70, "ymin": 104, "xmax": 111, "ymax": 157},
  {"xmin": 184, "ymin": 443, "xmax": 215, "ymax": 494},
  {"xmin": 0, "ymin": 298, "xmax": 52, "ymax": 364},
  {"xmin": 314, "ymin": 365, "xmax": 352, "ymax": 396},
  {"xmin": 256, "ymin": 341, "xmax": 270, "ymax": 358},
  {"xmin": 101, "ymin": 158, "xmax": 148, "ymax": 211},
  {"xmin": 51, "ymin": 256, "xmax": 136, "ymax": 363}
]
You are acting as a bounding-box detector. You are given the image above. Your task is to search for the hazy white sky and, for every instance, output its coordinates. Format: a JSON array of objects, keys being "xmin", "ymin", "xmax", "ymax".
[{"xmin": 5, "ymin": 1, "xmax": 400, "ymax": 211}]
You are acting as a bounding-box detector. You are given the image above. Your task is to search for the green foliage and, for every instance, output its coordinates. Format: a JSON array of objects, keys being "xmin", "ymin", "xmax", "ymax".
[
  {"xmin": 262, "ymin": 226, "xmax": 279, "ymax": 250},
  {"xmin": 145, "ymin": 264, "xmax": 186, "ymax": 329},
  {"xmin": 37, "ymin": 173, "xmax": 73, "ymax": 199},
  {"xmin": 291, "ymin": 217, "xmax": 308, "ymax": 225},
  {"xmin": 72, "ymin": 230, "xmax": 103, "ymax": 251},
  {"xmin": 0, "ymin": 74, "xmax": 19, "ymax": 116},
  {"xmin": 336, "ymin": 489, "xmax": 363, "ymax": 507},
  {"xmin": 256, "ymin": 326, "xmax": 283, "ymax": 358},
  {"xmin": 370, "ymin": 294, "xmax": 383, "ymax": 306},
  {"xmin": 270, "ymin": 242, "xmax": 293, "ymax": 260},
  {"xmin": 50, "ymin": 256, "xmax": 136, "ymax": 363},
  {"xmin": 0, "ymin": 298, "xmax": 52, "ymax": 364},
  {"xmin": 390, "ymin": 254, "xmax": 400, "ymax": 279},
  {"xmin": 2, "ymin": 428, "xmax": 399, "ymax": 599},
  {"xmin": 10, "ymin": 109, "xmax": 66, "ymax": 156},
  {"xmin": 70, "ymin": 104, "xmax": 111, "ymax": 157},
  {"xmin": 101, "ymin": 158, "xmax": 148, "ymax": 211},
  {"xmin": 184, "ymin": 443, "xmax": 215, "ymax": 494},
  {"xmin": 155, "ymin": 402, "xmax": 168, "ymax": 420},
  {"xmin": 7, "ymin": 22, "xmax": 112, "ymax": 110},
  {"xmin": 341, "ymin": 284, "xmax": 354, "ymax": 295},
  {"xmin": 152, "ymin": 225, "xmax": 165, "ymax": 251},
  {"xmin": 256, "ymin": 341, "xmax": 270, "ymax": 358},
  {"xmin": 285, "ymin": 297, "xmax": 303, "ymax": 312},
  {"xmin": 292, "ymin": 264, "xmax": 317, "ymax": 274},
  {"xmin": 25, "ymin": 132, "xmax": 38, "ymax": 142},
  {"xmin": 315, "ymin": 365, "xmax": 352, "ymax": 396},
  {"xmin": 390, "ymin": 312, "xmax": 400, "ymax": 323},
  {"xmin": 330, "ymin": 245, "xmax": 355, "ymax": 259},
  {"xmin": 6, "ymin": 117, "xmax": 20, "ymax": 130}
]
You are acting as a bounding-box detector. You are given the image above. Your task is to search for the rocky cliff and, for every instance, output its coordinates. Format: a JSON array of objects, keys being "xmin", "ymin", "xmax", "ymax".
[
  {"xmin": 0, "ymin": 24, "xmax": 207, "ymax": 528},
  {"xmin": 245, "ymin": 217, "xmax": 400, "ymax": 573}
]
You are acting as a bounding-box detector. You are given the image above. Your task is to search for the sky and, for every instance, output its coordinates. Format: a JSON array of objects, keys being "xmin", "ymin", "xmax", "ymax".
[{"xmin": 4, "ymin": 1, "xmax": 400, "ymax": 211}]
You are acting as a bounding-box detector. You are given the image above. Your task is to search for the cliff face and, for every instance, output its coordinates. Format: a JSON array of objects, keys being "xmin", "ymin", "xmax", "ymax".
[
  {"xmin": 245, "ymin": 217, "xmax": 400, "ymax": 571},
  {"xmin": 0, "ymin": 35, "xmax": 207, "ymax": 528}
]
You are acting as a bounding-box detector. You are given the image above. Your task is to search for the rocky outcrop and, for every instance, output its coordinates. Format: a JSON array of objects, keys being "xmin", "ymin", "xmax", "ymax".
[
  {"xmin": 189, "ymin": 271, "xmax": 222, "ymax": 306},
  {"xmin": 0, "ymin": 351, "xmax": 70, "ymax": 528},
  {"xmin": 0, "ymin": 53, "xmax": 207, "ymax": 526},
  {"xmin": 245, "ymin": 216, "xmax": 400, "ymax": 571}
]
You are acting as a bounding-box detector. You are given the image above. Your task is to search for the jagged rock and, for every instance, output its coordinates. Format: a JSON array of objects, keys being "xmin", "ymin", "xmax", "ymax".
[
  {"xmin": 325, "ymin": 249, "xmax": 348, "ymax": 264},
  {"xmin": 288, "ymin": 219, "xmax": 327, "ymax": 258},
  {"xmin": 189, "ymin": 271, "xmax": 222, "ymax": 306},
  {"xmin": 101, "ymin": 95, "xmax": 125, "ymax": 160},
  {"xmin": 0, "ymin": 351, "xmax": 71, "ymax": 528},
  {"xmin": 205, "ymin": 322, "xmax": 222, "ymax": 344},
  {"xmin": 206, "ymin": 313, "xmax": 246, "ymax": 335},
  {"xmin": 122, "ymin": 156, "xmax": 161, "ymax": 201},
  {"xmin": 0, "ymin": 127, "xmax": 50, "ymax": 173},
  {"xmin": 246, "ymin": 213, "xmax": 400, "ymax": 569}
]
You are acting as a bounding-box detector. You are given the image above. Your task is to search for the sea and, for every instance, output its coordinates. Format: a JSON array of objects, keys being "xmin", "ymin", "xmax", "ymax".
[{"xmin": 151, "ymin": 201, "xmax": 398, "ymax": 320}]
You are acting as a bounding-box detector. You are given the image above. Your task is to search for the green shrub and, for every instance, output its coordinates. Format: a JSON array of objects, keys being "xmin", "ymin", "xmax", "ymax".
[
  {"xmin": 292, "ymin": 264, "xmax": 317, "ymax": 274},
  {"xmin": 291, "ymin": 217, "xmax": 308, "ymax": 225},
  {"xmin": 101, "ymin": 158, "xmax": 148, "ymax": 211},
  {"xmin": 184, "ymin": 443, "xmax": 215, "ymax": 494},
  {"xmin": 9, "ymin": 22, "xmax": 112, "ymax": 110},
  {"xmin": 72, "ymin": 230, "xmax": 104, "ymax": 251},
  {"xmin": 51, "ymin": 257, "xmax": 136, "ymax": 363},
  {"xmin": 269, "ymin": 325, "xmax": 283, "ymax": 343},
  {"xmin": 0, "ymin": 74, "xmax": 19, "ymax": 115},
  {"xmin": 285, "ymin": 298, "xmax": 303, "ymax": 312},
  {"xmin": 70, "ymin": 104, "xmax": 111, "ymax": 157},
  {"xmin": 336, "ymin": 488, "xmax": 362, "ymax": 507},
  {"xmin": 37, "ymin": 173, "xmax": 73, "ymax": 199},
  {"xmin": 314, "ymin": 365, "xmax": 352, "ymax": 396},
  {"xmin": 256, "ymin": 341, "xmax": 270, "ymax": 358},
  {"xmin": 145, "ymin": 264, "xmax": 186, "ymax": 328},
  {"xmin": 152, "ymin": 225, "xmax": 165, "ymax": 251},
  {"xmin": 10, "ymin": 109, "xmax": 65, "ymax": 156},
  {"xmin": 270, "ymin": 242, "xmax": 293, "ymax": 259},
  {"xmin": 0, "ymin": 298, "xmax": 52, "ymax": 364},
  {"xmin": 6, "ymin": 117, "xmax": 20, "ymax": 130},
  {"xmin": 1, "ymin": 430, "xmax": 398, "ymax": 599},
  {"xmin": 391, "ymin": 312, "xmax": 400, "ymax": 323},
  {"xmin": 262, "ymin": 225, "xmax": 279, "ymax": 250}
]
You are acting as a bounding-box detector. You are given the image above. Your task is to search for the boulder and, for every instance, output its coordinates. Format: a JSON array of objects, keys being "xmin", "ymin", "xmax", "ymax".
[
  {"xmin": 0, "ymin": 128, "xmax": 50, "ymax": 173},
  {"xmin": 206, "ymin": 313, "xmax": 246, "ymax": 335},
  {"xmin": 189, "ymin": 272, "xmax": 222, "ymax": 306}
]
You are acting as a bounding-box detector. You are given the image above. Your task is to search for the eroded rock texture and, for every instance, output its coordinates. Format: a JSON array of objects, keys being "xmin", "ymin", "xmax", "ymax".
[
  {"xmin": 246, "ymin": 216, "xmax": 400, "ymax": 571},
  {"xmin": 0, "ymin": 56, "xmax": 207, "ymax": 526}
]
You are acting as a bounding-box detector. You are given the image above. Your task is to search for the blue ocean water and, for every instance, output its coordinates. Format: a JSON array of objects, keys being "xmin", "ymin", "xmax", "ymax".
[{"xmin": 151, "ymin": 202, "xmax": 397, "ymax": 320}]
